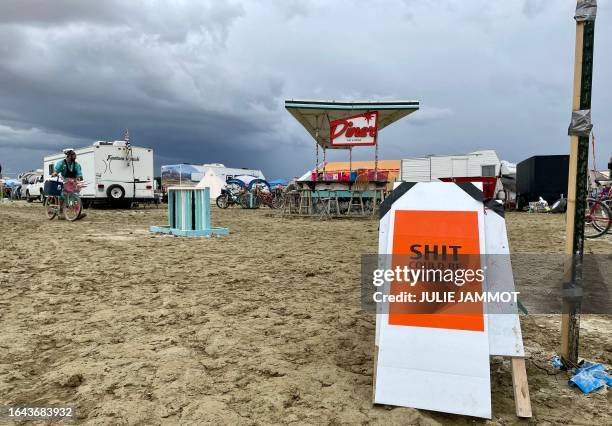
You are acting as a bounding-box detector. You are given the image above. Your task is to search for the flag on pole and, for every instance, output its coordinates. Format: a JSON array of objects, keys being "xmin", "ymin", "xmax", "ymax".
[
  {"xmin": 124, "ymin": 128, "xmax": 131, "ymax": 162},
  {"xmin": 124, "ymin": 128, "xmax": 130, "ymax": 149}
]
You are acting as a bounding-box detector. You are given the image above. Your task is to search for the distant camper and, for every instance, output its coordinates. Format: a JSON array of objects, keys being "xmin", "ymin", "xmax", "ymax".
[
  {"xmin": 43, "ymin": 141, "xmax": 155, "ymax": 205},
  {"xmin": 160, "ymin": 163, "xmax": 265, "ymax": 200}
]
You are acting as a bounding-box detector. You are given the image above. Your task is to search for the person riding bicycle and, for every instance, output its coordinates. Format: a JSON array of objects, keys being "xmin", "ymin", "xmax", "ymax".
[{"xmin": 51, "ymin": 149, "xmax": 86, "ymax": 220}]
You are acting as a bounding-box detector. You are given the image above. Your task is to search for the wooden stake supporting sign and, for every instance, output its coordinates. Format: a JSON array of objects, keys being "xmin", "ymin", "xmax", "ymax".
[
  {"xmin": 511, "ymin": 357, "xmax": 532, "ymax": 418},
  {"xmin": 561, "ymin": 0, "xmax": 597, "ymax": 367}
]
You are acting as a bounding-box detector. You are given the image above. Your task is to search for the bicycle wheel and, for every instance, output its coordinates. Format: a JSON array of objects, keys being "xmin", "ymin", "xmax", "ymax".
[
  {"xmin": 216, "ymin": 194, "xmax": 229, "ymax": 209},
  {"xmin": 271, "ymin": 193, "xmax": 284, "ymax": 209},
  {"xmin": 45, "ymin": 196, "xmax": 58, "ymax": 220},
  {"xmin": 64, "ymin": 193, "xmax": 83, "ymax": 222},
  {"xmin": 606, "ymin": 199, "xmax": 612, "ymax": 233},
  {"xmin": 252, "ymin": 194, "xmax": 262, "ymax": 209},
  {"xmin": 239, "ymin": 194, "xmax": 249, "ymax": 209},
  {"xmin": 584, "ymin": 198, "xmax": 611, "ymax": 238}
]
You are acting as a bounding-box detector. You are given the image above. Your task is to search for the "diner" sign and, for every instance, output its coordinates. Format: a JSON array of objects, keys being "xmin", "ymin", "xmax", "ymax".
[{"xmin": 330, "ymin": 111, "xmax": 378, "ymax": 146}]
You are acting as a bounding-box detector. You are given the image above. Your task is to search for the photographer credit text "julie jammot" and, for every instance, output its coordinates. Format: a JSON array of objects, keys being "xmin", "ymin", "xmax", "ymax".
[{"xmin": 371, "ymin": 265, "xmax": 520, "ymax": 304}]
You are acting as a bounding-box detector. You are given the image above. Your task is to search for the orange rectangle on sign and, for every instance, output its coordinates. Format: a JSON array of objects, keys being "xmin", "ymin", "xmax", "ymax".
[{"xmin": 389, "ymin": 210, "xmax": 484, "ymax": 332}]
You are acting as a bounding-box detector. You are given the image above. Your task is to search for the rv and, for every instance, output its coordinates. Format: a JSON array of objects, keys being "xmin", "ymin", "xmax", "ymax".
[{"xmin": 43, "ymin": 141, "xmax": 155, "ymax": 205}]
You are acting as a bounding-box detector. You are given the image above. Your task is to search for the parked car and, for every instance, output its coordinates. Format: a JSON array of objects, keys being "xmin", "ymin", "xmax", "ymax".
[{"xmin": 24, "ymin": 174, "xmax": 44, "ymax": 202}]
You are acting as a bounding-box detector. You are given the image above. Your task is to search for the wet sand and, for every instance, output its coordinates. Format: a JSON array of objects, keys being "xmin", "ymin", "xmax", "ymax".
[{"xmin": 0, "ymin": 202, "xmax": 610, "ymax": 425}]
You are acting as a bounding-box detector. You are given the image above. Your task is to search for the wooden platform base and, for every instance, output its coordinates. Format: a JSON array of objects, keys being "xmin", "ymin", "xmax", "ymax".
[{"xmin": 149, "ymin": 225, "xmax": 229, "ymax": 237}]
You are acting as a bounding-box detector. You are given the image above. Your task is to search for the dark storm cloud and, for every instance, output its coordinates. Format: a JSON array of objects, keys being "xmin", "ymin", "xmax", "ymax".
[
  {"xmin": 0, "ymin": 0, "xmax": 289, "ymax": 175},
  {"xmin": 0, "ymin": 0, "xmax": 611, "ymax": 178}
]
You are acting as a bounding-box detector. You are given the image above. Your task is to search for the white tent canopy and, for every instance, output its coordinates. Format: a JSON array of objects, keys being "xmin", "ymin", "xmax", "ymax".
[{"xmin": 195, "ymin": 169, "xmax": 226, "ymax": 200}]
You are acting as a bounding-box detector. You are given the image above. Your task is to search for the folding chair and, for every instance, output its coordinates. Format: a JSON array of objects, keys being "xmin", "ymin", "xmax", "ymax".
[
  {"xmin": 316, "ymin": 189, "xmax": 340, "ymax": 218},
  {"xmin": 347, "ymin": 172, "xmax": 369, "ymax": 215},
  {"xmin": 298, "ymin": 188, "xmax": 313, "ymax": 215}
]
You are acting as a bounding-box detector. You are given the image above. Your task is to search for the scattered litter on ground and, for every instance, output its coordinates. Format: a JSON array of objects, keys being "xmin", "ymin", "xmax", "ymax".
[{"xmin": 569, "ymin": 361, "xmax": 611, "ymax": 394}]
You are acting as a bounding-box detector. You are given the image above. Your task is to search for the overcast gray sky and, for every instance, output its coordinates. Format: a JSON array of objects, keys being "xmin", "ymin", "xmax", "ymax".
[{"xmin": 0, "ymin": 0, "xmax": 610, "ymax": 179}]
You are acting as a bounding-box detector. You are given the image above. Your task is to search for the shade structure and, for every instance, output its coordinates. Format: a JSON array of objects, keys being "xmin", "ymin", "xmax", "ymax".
[{"xmin": 285, "ymin": 99, "xmax": 419, "ymax": 149}]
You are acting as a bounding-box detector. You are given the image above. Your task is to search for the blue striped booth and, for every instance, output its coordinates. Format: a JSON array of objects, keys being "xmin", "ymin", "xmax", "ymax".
[{"xmin": 150, "ymin": 187, "xmax": 229, "ymax": 237}]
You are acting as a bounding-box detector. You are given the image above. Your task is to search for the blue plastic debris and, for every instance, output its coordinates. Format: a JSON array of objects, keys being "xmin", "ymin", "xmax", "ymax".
[
  {"xmin": 569, "ymin": 362, "xmax": 611, "ymax": 394},
  {"xmin": 551, "ymin": 356, "xmax": 563, "ymax": 369}
]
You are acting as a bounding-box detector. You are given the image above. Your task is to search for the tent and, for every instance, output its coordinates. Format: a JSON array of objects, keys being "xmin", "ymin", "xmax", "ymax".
[{"xmin": 195, "ymin": 169, "xmax": 226, "ymax": 200}]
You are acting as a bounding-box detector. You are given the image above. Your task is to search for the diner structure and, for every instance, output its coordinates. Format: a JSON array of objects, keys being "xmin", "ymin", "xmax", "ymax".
[{"xmin": 284, "ymin": 99, "xmax": 419, "ymax": 217}]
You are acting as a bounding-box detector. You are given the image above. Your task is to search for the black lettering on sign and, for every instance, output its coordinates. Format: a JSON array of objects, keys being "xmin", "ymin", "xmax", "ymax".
[{"xmin": 409, "ymin": 244, "xmax": 462, "ymax": 261}]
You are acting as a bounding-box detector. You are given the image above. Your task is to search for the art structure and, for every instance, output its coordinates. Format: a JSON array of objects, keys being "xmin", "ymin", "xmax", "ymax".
[{"xmin": 150, "ymin": 187, "xmax": 229, "ymax": 237}]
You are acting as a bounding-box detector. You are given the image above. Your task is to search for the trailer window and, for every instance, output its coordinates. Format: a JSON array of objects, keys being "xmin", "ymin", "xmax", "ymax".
[
  {"xmin": 481, "ymin": 165, "xmax": 496, "ymax": 177},
  {"xmin": 48, "ymin": 164, "xmax": 54, "ymax": 175}
]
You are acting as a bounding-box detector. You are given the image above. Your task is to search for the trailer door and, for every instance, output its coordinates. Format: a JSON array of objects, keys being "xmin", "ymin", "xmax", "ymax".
[
  {"xmin": 452, "ymin": 158, "xmax": 468, "ymax": 177},
  {"xmin": 132, "ymin": 148, "xmax": 154, "ymax": 199},
  {"xmin": 78, "ymin": 151, "xmax": 96, "ymax": 198}
]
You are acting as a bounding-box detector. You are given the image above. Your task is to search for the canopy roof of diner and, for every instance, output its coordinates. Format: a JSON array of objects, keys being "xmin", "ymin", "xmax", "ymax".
[{"xmin": 285, "ymin": 99, "xmax": 419, "ymax": 149}]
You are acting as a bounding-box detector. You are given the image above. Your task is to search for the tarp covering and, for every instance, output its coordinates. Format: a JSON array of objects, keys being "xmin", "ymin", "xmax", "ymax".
[
  {"xmin": 1, "ymin": 179, "xmax": 19, "ymax": 188},
  {"xmin": 247, "ymin": 179, "xmax": 271, "ymax": 190},
  {"xmin": 268, "ymin": 179, "xmax": 287, "ymax": 188},
  {"xmin": 285, "ymin": 100, "xmax": 419, "ymax": 149},
  {"xmin": 500, "ymin": 160, "xmax": 516, "ymax": 177},
  {"xmin": 233, "ymin": 174, "xmax": 257, "ymax": 187}
]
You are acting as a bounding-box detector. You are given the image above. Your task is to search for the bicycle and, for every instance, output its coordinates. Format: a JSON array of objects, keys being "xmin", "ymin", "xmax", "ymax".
[
  {"xmin": 44, "ymin": 178, "xmax": 85, "ymax": 221},
  {"xmin": 584, "ymin": 197, "xmax": 611, "ymax": 238},
  {"xmin": 252, "ymin": 187, "xmax": 275, "ymax": 209},
  {"xmin": 271, "ymin": 187, "xmax": 285, "ymax": 209},
  {"xmin": 216, "ymin": 189, "xmax": 235, "ymax": 209},
  {"xmin": 586, "ymin": 179, "xmax": 612, "ymax": 237},
  {"xmin": 239, "ymin": 191, "xmax": 261, "ymax": 209}
]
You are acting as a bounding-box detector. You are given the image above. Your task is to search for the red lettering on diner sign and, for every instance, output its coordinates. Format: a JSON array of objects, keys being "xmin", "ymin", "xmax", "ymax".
[{"xmin": 330, "ymin": 111, "xmax": 378, "ymax": 146}]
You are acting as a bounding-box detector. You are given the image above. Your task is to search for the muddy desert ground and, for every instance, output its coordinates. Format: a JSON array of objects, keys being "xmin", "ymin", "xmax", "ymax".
[{"xmin": 0, "ymin": 202, "xmax": 610, "ymax": 425}]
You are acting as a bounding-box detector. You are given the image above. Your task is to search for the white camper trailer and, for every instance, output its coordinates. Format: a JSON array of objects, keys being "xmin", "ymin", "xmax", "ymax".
[
  {"xmin": 400, "ymin": 150, "xmax": 501, "ymax": 182},
  {"xmin": 43, "ymin": 141, "xmax": 155, "ymax": 204}
]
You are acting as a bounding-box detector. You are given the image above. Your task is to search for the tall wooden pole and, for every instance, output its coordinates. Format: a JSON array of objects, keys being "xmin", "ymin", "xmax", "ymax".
[{"xmin": 560, "ymin": 0, "xmax": 596, "ymax": 367}]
